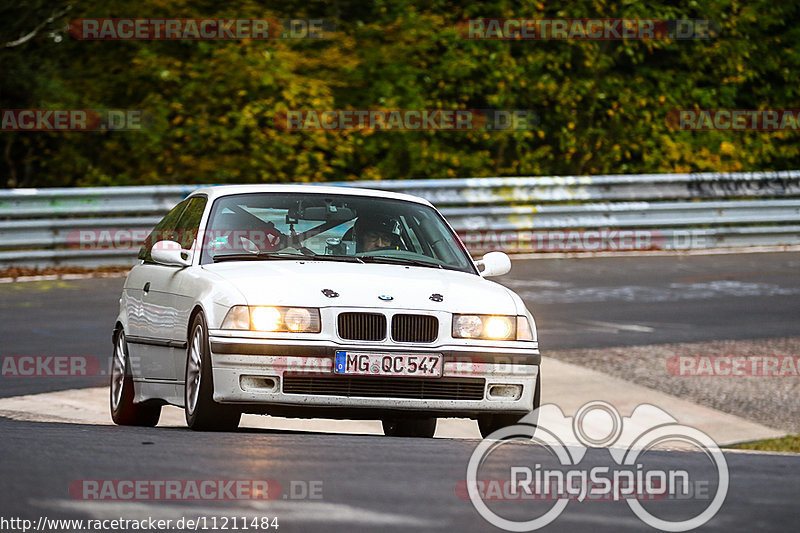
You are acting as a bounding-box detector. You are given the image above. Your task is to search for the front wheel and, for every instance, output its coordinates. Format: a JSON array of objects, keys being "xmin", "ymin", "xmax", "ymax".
[
  {"xmin": 382, "ymin": 417, "xmax": 437, "ymax": 438},
  {"xmin": 185, "ymin": 314, "xmax": 241, "ymax": 431},
  {"xmin": 110, "ymin": 329, "xmax": 161, "ymax": 427}
]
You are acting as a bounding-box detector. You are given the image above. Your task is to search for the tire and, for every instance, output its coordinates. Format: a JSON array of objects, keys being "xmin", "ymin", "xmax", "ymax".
[
  {"xmin": 185, "ymin": 313, "xmax": 241, "ymax": 431},
  {"xmin": 382, "ymin": 417, "xmax": 437, "ymax": 438},
  {"xmin": 110, "ymin": 329, "xmax": 161, "ymax": 427},
  {"xmin": 478, "ymin": 371, "xmax": 541, "ymax": 439}
]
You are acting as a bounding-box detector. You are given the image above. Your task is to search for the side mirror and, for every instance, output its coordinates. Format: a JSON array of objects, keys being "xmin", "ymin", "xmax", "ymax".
[
  {"xmin": 151, "ymin": 240, "xmax": 192, "ymax": 267},
  {"xmin": 477, "ymin": 251, "xmax": 511, "ymax": 277}
]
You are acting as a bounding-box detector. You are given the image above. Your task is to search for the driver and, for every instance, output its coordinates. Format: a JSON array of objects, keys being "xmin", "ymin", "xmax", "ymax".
[{"xmin": 354, "ymin": 214, "xmax": 399, "ymax": 252}]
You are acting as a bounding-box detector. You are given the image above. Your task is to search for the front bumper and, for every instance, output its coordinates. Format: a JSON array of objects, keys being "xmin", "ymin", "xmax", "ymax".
[{"xmin": 208, "ymin": 334, "xmax": 540, "ymax": 417}]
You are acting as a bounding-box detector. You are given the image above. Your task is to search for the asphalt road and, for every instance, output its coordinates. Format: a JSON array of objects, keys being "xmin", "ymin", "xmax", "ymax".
[
  {"xmin": 1, "ymin": 252, "xmax": 798, "ymax": 398},
  {"xmin": 1, "ymin": 253, "xmax": 799, "ymax": 532},
  {"xmin": 0, "ymin": 416, "xmax": 798, "ymax": 532},
  {"xmin": 501, "ymin": 252, "xmax": 800, "ymax": 349}
]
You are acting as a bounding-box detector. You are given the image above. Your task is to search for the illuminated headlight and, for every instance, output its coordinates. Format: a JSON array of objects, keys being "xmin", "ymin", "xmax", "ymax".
[
  {"xmin": 453, "ymin": 314, "xmax": 514, "ymax": 340},
  {"xmin": 251, "ymin": 307, "xmax": 282, "ymax": 331},
  {"xmin": 453, "ymin": 314, "xmax": 533, "ymax": 341},
  {"xmin": 221, "ymin": 306, "xmax": 321, "ymax": 333}
]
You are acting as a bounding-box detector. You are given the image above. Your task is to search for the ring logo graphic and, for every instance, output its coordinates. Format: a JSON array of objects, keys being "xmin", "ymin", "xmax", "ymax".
[{"xmin": 465, "ymin": 401, "xmax": 729, "ymax": 531}]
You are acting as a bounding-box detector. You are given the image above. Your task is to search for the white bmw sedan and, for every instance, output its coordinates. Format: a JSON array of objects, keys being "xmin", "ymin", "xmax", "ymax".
[{"xmin": 111, "ymin": 185, "xmax": 541, "ymax": 437}]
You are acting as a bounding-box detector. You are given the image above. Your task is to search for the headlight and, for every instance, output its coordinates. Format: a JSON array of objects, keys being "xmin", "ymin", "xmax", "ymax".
[
  {"xmin": 452, "ymin": 314, "xmax": 528, "ymax": 341},
  {"xmin": 516, "ymin": 316, "xmax": 535, "ymax": 341},
  {"xmin": 251, "ymin": 307, "xmax": 282, "ymax": 331},
  {"xmin": 284, "ymin": 308, "xmax": 313, "ymax": 331},
  {"xmin": 453, "ymin": 315, "xmax": 483, "ymax": 338},
  {"xmin": 221, "ymin": 306, "xmax": 321, "ymax": 333},
  {"xmin": 220, "ymin": 306, "xmax": 249, "ymax": 330},
  {"xmin": 484, "ymin": 316, "xmax": 513, "ymax": 339}
]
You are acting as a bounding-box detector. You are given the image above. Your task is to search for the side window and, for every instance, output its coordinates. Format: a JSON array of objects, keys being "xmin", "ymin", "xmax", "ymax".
[
  {"xmin": 138, "ymin": 198, "xmax": 191, "ymax": 262},
  {"xmin": 174, "ymin": 197, "xmax": 208, "ymax": 250}
]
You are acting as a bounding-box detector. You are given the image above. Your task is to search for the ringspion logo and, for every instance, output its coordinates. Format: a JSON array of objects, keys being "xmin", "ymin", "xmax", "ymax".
[{"xmin": 465, "ymin": 401, "xmax": 728, "ymax": 531}]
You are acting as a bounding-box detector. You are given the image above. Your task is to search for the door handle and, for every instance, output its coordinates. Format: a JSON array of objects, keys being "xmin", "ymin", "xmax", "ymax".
[{"xmin": 143, "ymin": 282, "xmax": 151, "ymax": 294}]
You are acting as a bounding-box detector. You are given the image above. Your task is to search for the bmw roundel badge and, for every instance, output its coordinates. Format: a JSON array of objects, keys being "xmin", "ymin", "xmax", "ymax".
[{"xmin": 378, "ymin": 294, "xmax": 394, "ymax": 301}]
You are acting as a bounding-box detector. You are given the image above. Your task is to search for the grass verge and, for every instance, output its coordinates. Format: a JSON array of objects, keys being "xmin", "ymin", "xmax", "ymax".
[{"xmin": 731, "ymin": 434, "xmax": 800, "ymax": 453}]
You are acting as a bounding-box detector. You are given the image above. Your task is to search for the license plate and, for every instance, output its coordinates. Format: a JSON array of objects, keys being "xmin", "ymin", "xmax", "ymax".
[{"xmin": 334, "ymin": 351, "xmax": 442, "ymax": 377}]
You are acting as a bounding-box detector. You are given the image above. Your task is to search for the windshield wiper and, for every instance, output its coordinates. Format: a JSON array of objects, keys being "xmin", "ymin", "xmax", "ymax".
[
  {"xmin": 213, "ymin": 252, "xmax": 366, "ymax": 264},
  {"xmin": 313, "ymin": 255, "xmax": 365, "ymax": 263},
  {"xmin": 213, "ymin": 251, "xmax": 307, "ymax": 263},
  {"xmin": 359, "ymin": 255, "xmax": 444, "ymax": 269}
]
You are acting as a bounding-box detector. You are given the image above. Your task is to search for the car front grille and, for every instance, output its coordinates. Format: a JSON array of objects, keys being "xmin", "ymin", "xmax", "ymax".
[
  {"xmin": 282, "ymin": 376, "xmax": 486, "ymax": 401},
  {"xmin": 391, "ymin": 314, "xmax": 438, "ymax": 343},
  {"xmin": 337, "ymin": 312, "xmax": 386, "ymax": 341}
]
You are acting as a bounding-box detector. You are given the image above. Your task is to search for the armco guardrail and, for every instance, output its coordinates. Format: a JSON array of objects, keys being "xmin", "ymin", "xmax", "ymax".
[{"xmin": 1, "ymin": 171, "xmax": 799, "ymax": 267}]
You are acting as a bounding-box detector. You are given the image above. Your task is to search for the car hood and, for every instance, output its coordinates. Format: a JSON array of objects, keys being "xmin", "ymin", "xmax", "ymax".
[{"xmin": 203, "ymin": 260, "xmax": 518, "ymax": 313}]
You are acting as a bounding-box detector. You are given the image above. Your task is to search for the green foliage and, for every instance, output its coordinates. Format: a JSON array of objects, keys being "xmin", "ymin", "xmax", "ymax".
[
  {"xmin": 1, "ymin": 0, "xmax": 799, "ymax": 187},
  {"xmin": 732, "ymin": 434, "xmax": 800, "ymax": 453}
]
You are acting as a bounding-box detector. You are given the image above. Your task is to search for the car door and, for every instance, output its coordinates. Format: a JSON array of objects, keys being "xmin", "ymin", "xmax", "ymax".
[
  {"xmin": 125, "ymin": 198, "xmax": 190, "ymax": 381},
  {"xmin": 168, "ymin": 196, "xmax": 208, "ymax": 382}
]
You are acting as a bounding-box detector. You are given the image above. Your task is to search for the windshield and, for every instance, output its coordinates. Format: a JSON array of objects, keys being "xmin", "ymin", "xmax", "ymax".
[{"xmin": 199, "ymin": 192, "xmax": 476, "ymax": 274}]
